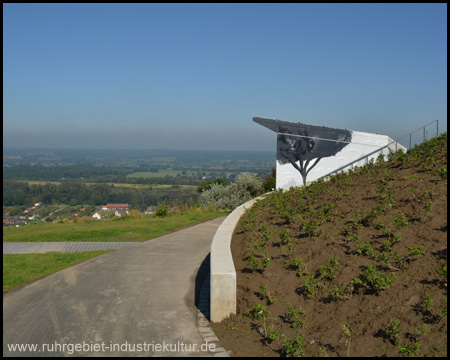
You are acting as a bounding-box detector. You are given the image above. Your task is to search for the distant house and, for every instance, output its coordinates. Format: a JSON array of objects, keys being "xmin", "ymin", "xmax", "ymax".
[
  {"xmin": 171, "ymin": 206, "xmax": 181, "ymax": 213},
  {"xmin": 101, "ymin": 203, "xmax": 130, "ymax": 212},
  {"xmin": 4, "ymin": 216, "xmax": 26, "ymax": 227},
  {"xmin": 92, "ymin": 211, "xmax": 103, "ymax": 220},
  {"xmin": 114, "ymin": 209, "xmax": 128, "ymax": 217},
  {"xmin": 144, "ymin": 206, "xmax": 156, "ymax": 215}
]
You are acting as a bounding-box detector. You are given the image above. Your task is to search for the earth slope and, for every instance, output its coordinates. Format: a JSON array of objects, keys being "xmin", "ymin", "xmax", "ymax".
[{"xmin": 212, "ymin": 133, "xmax": 447, "ymax": 357}]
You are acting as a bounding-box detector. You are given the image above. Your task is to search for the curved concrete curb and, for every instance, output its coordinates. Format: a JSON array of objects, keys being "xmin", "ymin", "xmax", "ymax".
[
  {"xmin": 210, "ymin": 194, "xmax": 268, "ymax": 323},
  {"xmin": 197, "ymin": 272, "xmax": 230, "ymax": 357}
]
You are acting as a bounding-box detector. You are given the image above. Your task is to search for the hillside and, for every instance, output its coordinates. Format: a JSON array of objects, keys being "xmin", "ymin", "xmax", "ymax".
[{"xmin": 212, "ymin": 133, "xmax": 447, "ymax": 357}]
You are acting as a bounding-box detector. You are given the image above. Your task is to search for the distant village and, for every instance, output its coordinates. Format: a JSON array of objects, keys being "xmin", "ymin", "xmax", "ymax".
[{"xmin": 2, "ymin": 203, "xmax": 183, "ymax": 228}]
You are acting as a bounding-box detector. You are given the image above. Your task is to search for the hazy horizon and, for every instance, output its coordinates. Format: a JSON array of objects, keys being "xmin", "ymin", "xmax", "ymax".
[{"xmin": 3, "ymin": 145, "xmax": 275, "ymax": 153}]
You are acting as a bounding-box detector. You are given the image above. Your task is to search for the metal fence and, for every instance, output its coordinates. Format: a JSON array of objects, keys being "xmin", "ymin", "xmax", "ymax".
[{"xmin": 321, "ymin": 119, "xmax": 440, "ymax": 179}]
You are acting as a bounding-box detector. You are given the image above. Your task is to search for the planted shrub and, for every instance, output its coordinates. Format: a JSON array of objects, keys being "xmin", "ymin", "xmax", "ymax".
[
  {"xmin": 155, "ymin": 203, "xmax": 170, "ymax": 217},
  {"xmin": 200, "ymin": 172, "xmax": 263, "ymax": 210},
  {"xmin": 197, "ymin": 177, "xmax": 229, "ymax": 193}
]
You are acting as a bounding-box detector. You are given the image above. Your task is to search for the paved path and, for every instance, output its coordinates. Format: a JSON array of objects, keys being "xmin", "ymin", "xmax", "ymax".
[
  {"xmin": 3, "ymin": 217, "xmax": 228, "ymax": 357},
  {"xmin": 3, "ymin": 242, "xmax": 140, "ymax": 254}
]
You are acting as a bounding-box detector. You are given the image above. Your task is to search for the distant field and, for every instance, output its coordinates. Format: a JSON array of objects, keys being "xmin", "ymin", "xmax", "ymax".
[
  {"xmin": 86, "ymin": 182, "xmax": 197, "ymax": 190},
  {"xmin": 150, "ymin": 156, "xmax": 176, "ymax": 162},
  {"xmin": 16, "ymin": 180, "xmax": 60, "ymax": 186},
  {"xmin": 127, "ymin": 170, "xmax": 234, "ymax": 179},
  {"xmin": 126, "ymin": 170, "xmax": 197, "ymax": 178},
  {"xmin": 14, "ymin": 179, "xmax": 196, "ymax": 189}
]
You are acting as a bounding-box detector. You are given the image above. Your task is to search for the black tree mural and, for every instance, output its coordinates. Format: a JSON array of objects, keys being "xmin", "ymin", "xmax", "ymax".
[{"xmin": 254, "ymin": 117, "xmax": 353, "ymax": 185}]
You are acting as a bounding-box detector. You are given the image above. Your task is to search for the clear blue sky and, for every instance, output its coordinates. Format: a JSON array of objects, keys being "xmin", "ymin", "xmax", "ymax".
[{"xmin": 3, "ymin": 3, "xmax": 447, "ymax": 151}]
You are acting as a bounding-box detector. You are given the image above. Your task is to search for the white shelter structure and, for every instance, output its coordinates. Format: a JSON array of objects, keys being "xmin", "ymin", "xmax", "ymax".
[{"xmin": 254, "ymin": 117, "xmax": 406, "ymax": 190}]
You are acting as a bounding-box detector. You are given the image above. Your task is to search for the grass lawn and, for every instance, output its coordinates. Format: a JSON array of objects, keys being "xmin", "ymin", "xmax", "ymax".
[
  {"xmin": 3, "ymin": 251, "xmax": 112, "ymax": 293},
  {"xmin": 3, "ymin": 211, "xmax": 226, "ymax": 243},
  {"xmin": 3, "ymin": 210, "xmax": 227, "ymax": 292}
]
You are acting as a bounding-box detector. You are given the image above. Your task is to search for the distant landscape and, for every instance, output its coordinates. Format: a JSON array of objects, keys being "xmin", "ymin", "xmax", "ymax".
[
  {"xmin": 3, "ymin": 147, "xmax": 275, "ymax": 225},
  {"xmin": 3, "ymin": 147, "xmax": 273, "ymax": 292}
]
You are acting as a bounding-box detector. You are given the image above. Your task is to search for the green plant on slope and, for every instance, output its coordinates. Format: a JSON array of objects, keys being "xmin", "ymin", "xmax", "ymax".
[
  {"xmin": 246, "ymin": 255, "xmax": 260, "ymax": 272},
  {"xmin": 415, "ymin": 323, "xmax": 430, "ymax": 336},
  {"xmin": 244, "ymin": 303, "xmax": 268, "ymax": 321},
  {"xmin": 284, "ymin": 302, "xmax": 306, "ymax": 329},
  {"xmin": 328, "ymin": 284, "xmax": 347, "ymax": 302},
  {"xmin": 423, "ymin": 292, "xmax": 434, "ymax": 311},
  {"xmin": 288, "ymin": 257, "xmax": 304, "ymax": 270},
  {"xmin": 319, "ymin": 257, "xmax": 339, "ymax": 280},
  {"xmin": 391, "ymin": 212, "xmax": 408, "ymax": 228},
  {"xmin": 258, "ymin": 284, "xmax": 277, "ymax": 305},
  {"xmin": 283, "ymin": 334, "xmax": 307, "ymax": 357},
  {"xmin": 385, "ymin": 319, "xmax": 402, "ymax": 341},
  {"xmin": 287, "ymin": 257, "xmax": 309, "ymax": 277},
  {"xmin": 261, "ymin": 256, "xmax": 271, "ymax": 269},
  {"xmin": 266, "ymin": 323, "xmax": 280, "ymax": 344},
  {"xmin": 397, "ymin": 342, "xmax": 420, "ymax": 357},
  {"xmin": 349, "ymin": 266, "xmax": 396, "ymax": 294},
  {"xmin": 300, "ymin": 275, "xmax": 320, "ymax": 299},
  {"xmin": 279, "ymin": 229, "xmax": 294, "ymax": 251},
  {"xmin": 425, "ymin": 201, "xmax": 433, "ymax": 216},
  {"xmin": 341, "ymin": 323, "xmax": 354, "ymax": 357},
  {"xmin": 436, "ymin": 266, "xmax": 447, "ymax": 288}
]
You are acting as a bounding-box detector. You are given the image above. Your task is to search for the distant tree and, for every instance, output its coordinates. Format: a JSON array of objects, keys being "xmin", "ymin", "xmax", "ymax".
[
  {"xmin": 42, "ymin": 194, "xmax": 53, "ymax": 205},
  {"xmin": 155, "ymin": 202, "xmax": 170, "ymax": 217},
  {"xmin": 197, "ymin": 177, "xmax": 230, "ymax": 193},
  {"xmin": 128, "ymin": 209, "xmax": 140, "ymax": 218},
  {"xmin": 263, "ymin": 166, "xmax": 276, "ymax": 192}
]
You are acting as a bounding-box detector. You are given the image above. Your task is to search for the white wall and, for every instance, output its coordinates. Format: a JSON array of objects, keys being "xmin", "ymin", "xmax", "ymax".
[{"xmin": 276, "ymin": 130, "xmax": 406, "ymax": 189}]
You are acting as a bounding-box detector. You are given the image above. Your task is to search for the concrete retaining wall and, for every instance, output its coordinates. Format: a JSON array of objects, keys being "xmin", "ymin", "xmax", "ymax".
[{"xmin": 210, "ymin": 195, "xmax": 267, "ymax": 322}]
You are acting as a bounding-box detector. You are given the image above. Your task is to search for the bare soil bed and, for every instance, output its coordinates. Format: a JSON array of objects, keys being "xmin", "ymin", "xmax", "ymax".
[{"xmin": 211, "ymin": 134, "xmax": 447, "ymax": 357}]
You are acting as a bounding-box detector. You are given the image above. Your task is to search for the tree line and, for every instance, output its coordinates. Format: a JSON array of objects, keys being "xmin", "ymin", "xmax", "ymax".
[
  {"xmin": 3, "ymin": 164, "xmax": 135, "ymax": 181},
  {"xmin": 3, "ymin": 164, "xmax": 212, "ymax": 186},
  {"xmin": 3, "ymin": 180, "xmax": 199, "ymax": 209}
]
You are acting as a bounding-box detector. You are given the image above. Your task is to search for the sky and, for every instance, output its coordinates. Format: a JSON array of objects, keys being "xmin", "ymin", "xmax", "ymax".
[{"xmin": 3, "ymin": 3, "xmax": 447, "ymax": 151}]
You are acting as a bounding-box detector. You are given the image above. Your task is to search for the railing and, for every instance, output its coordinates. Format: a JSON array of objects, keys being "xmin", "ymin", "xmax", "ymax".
[{"xmin": 321, "ymin": 119, "xmax": 440, "ymax": 179}]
